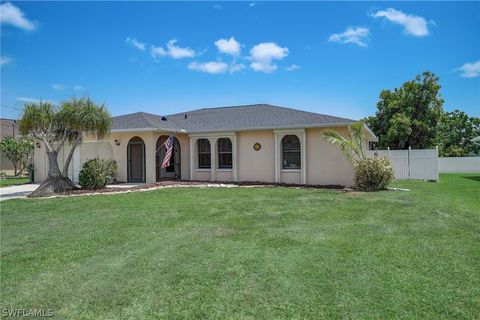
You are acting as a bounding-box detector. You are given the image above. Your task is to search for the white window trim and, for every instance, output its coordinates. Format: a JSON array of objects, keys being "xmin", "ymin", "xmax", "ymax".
[{"xmin": 274, "ymin": 129, "xmax": 306, "ymax": 184}]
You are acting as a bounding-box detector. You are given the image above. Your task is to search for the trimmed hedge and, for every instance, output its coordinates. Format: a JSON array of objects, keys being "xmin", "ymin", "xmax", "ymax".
[
  {"xmin": 354, "ymin": 157, "xmax": 394, "ymax": 191},
  {"xmin": 78, "ymin": 158, "xmax": 117, "ymax": 190}
]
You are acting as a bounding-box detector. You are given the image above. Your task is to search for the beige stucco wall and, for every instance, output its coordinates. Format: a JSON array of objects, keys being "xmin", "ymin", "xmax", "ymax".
[
  {"xmin": 237, "ymin": 130, "xmax": 275, "ymax": 182},
  {"xmin": 33, "ymin": 126, "xmax": 363, "ymax": 186},
  {"xmin": 306, "ymin": 127, "xmax": 354, "ymax": 186}
]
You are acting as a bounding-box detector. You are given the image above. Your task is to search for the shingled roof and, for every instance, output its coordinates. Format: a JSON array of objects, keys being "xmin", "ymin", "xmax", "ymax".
[{"xmin": 111, "ymin": 104, "xmax": 355, "ymax": 133}]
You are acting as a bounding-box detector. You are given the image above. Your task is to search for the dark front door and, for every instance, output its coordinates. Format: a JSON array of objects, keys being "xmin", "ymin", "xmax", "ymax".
[
  {"xmin": 128, "ymin": 137, "xmax": 145, "ymax": 182},
  {"xmin": 156, "ymin": 136, "xmax": 181, "ymax": 181}
]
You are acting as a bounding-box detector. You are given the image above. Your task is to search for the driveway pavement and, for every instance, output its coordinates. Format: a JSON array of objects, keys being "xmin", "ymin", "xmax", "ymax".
[{"xmin": 0, "ymin": 184, "xmax": 39, "ymax": 202}]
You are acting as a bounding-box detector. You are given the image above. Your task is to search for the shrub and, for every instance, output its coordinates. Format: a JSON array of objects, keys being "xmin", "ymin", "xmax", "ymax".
[
  {"xmin": 354, "ymin": 157, "xmax": 394, "ymax": 191},
  {"xmin": 78, "ymin": 158, "xmax": 117, "ymax": 190}
]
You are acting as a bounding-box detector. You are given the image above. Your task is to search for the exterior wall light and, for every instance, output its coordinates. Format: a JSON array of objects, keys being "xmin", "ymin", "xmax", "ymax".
[
  {"xmin": 35, "ymin": 142, "xmax": 41, "ymax": 148},
  {"xmin": 114, "ymin": 139, "xmax": 120, "ymax": 146}
]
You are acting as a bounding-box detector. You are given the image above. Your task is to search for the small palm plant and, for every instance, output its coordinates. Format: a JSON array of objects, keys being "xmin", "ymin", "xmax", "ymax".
[
  {"xmin": 323, "ymin": 122, "xmax": 394, "ymax": 191},
  {"xmin": 323, "ymin": 122, "xmax": 366, "ymax": 165}
]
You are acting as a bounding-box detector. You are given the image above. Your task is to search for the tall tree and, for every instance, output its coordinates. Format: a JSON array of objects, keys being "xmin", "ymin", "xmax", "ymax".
[
  {"xmin": 437, "ymin": 110, "xmax": 480, "ymax": 157},
  {"xmin": 364, "ymin": 72, "xmax": 444, "ymax": 149},
  {"xmin": 18, "ymin": 97, "xmax": 111, "ymax": 197},
  {"xmin": 0, "ymin": 136, "xmax": 33, "ymax": 177}
]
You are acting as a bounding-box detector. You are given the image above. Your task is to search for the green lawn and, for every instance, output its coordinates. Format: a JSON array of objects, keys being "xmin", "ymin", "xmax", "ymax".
[
  {"xmin": 0, "ymin": 177, "xmax": 29, "ymax": 188},
  {"xmin": 1, "ymin": 174, "xmax": 479, "ymax": 319}
]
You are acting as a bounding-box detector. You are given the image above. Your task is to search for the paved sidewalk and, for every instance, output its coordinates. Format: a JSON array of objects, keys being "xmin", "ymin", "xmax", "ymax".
[{"xmin": 0, "ymin": 184, "xmax": 39, "ymax": 202}]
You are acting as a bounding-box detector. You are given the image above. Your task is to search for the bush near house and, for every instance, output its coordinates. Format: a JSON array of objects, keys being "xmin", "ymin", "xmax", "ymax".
[
  {"xmin": 78, "ymin": 158, "xmax": 117, "ymax": 190},
  {"xmin": 354, "ymin": 157, "xmax": 394, "ymax": 191}
]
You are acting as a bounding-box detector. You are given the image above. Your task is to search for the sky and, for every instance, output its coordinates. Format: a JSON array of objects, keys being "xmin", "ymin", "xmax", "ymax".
[{"xmin": 1, "ymin": 1, "xmax": 479, "ymax": 120}]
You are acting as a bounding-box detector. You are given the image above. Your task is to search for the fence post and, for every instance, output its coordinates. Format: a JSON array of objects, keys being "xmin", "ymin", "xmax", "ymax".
[{"xmin": 408, "ymin": 146, "xmax": 411, "ymax": 179}]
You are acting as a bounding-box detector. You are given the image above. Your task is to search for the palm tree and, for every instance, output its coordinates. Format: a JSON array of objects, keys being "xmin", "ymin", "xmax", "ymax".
[
  {"xmin": 19, "ymin": 96, "xmax": 111, "ymax": 197},
  {"xmin": 323, "ymin": 122, "xmax": 366, "ymax": 165}
]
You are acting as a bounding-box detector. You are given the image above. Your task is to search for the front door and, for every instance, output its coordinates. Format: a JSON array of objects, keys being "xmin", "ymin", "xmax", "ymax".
[
  {"xmin": 128, "ymin": 137, "xmax": 145, "ymax": 182},
  {"xmin": 156, "ymin": 136, "xmax": 181, "ymax": 180}
]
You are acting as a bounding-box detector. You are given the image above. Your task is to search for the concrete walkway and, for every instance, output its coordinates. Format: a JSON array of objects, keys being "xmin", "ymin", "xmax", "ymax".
[{"xmin": 0, "ymin": 184, "xmax": 39, "ymax": 202}]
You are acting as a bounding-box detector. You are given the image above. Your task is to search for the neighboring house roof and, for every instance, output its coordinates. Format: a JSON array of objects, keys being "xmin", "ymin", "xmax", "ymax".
[
  {"xmin": 111, "ymin": 104, "xmax": 356, "ymax": 133},
  {"xmin": 0, "ymin": 118, "xmax": 20, "ymax": 139}
]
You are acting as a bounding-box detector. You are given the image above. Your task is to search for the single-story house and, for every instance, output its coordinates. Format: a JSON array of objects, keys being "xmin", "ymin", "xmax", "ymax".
[{"xmin": 33, "ymin": 104, "xmax": 377, "ymax": 186}]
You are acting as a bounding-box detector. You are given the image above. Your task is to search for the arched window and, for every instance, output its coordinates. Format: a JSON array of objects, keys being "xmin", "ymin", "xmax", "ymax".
[
  {"xmin": 197, "ymin": 139, "xmax": 211, "ymax": 169},
  {"xmin": 282, "ymin": 135, "xmax": 301, "ymax": 169},
  {"xmin": 217, "ymin": 138, "xmax": 232, "ymax": 169}
]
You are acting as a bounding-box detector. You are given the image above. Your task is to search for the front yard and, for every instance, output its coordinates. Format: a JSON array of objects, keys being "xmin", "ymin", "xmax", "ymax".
[{"xmin": 1, "ymin": 174, "xmax": 478, "ymax": 319}]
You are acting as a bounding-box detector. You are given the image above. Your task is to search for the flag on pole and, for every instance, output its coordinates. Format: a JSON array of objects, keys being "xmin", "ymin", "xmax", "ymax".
[{"xmin": 161, "ymin": 136, "xmax": 174, "ymax": 168}]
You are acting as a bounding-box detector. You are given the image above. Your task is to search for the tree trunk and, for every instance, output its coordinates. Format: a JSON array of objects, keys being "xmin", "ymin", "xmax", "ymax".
[
  {"xmin": 29, "ymin": 150, "xmax": 77, "ymax": 198},
  {"xmin": 62, "ymin": 138, "xmax": 80, "ymax": 177}
]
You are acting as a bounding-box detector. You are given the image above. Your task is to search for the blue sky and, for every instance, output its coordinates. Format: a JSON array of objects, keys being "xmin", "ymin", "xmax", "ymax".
[{"xmin": 1, "ymin": 1, "xmax": 479, "ymax": 120}]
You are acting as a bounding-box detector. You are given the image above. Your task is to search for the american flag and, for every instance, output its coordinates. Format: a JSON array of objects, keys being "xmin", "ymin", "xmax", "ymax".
[{"xmin": 161, "ymin": 136, "xmax": 174, "ymax": 168}]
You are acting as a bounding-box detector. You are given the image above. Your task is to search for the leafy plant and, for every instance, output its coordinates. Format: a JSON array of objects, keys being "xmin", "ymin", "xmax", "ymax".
[
  {"xmin": 323, "ymin": 122, "xmax": 394, "ymax": 191},
  {"xmin": 0, "ymin": 136, "xmax": 34, "ymax": 177},
  {"xmin": 78, "ymin": 158, "xmax": 117, "ymax": 190}
]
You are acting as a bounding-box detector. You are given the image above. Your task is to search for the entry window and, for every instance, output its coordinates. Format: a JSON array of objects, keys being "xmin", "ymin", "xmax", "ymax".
[
  {"xmin": 218, "ymin": 138, "xmax": 232, "ymax": 169},
  {"xmin": 197, "ymin": 139, "xmax": 211, "ymax": 169},
  {"xmin": 282, "ymin": 135, "xmax": 301, "ymax": 169}
]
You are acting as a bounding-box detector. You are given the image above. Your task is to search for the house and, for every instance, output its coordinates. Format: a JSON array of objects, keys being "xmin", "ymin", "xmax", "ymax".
[
  {"xmin": 0, "ymin": 118, "xmax": 21, "ymax": 175},
  {"xmin": 32, "ymin": 104, "xmax": 377, "ymax": 186}
]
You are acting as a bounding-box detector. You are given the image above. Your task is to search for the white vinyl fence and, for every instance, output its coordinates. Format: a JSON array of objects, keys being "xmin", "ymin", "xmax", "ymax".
[
  {"xmin": 438, "ymin": 157, "xmax": 480, "ymax": 173},
  {"xmin": 366, "ymin": 148, "xmax": 439, "ymax": 181}
]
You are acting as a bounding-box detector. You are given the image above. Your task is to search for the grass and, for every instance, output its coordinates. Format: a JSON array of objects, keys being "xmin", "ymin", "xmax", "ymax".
[
  {"xmin": 0, "ymin": 177, "xmax": 29, "ymax": 188},
  {"xmin": 1, "ymin": 174, "xmax": 478, "ymax": 319}
]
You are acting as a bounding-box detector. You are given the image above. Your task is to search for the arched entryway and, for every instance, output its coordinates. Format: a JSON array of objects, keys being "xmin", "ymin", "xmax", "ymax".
[
  {"xmin": 156, "ymin": 135, "xmax": 181, "ymax": 180},
  {"xmin": 127, "ymin": 137, "xmax": 146, "ymax": 183}
]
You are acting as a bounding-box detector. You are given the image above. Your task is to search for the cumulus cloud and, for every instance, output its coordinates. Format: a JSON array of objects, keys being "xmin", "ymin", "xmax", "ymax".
[
  {"xmin": 212, "ymin": 4, "xmax": 222, "ymax": 10},
  {"xmin": 249, "ymin": 3, "xmax": 256, "ymax": 7},
  {"xmin": 286, "ymin": 64, "xmax": 300, "ymax": 71},
  {"xmin": 0, "ymin": 56, "xmax": 13, "ymax": 66},
  {"xmin": 215, "ymin": 37, "xmax": 241, "ymax": 56},
  {"xmin": 0, "ymin": 2, "xmax": 35, "ymax": 31},
  {"xmin": 457, "ymin": 60, "xmax": 480, "ymax": 78},
  {"xmin": 188, "ymin": 61, "xmax": 229, "ymax": 74},
  {"xmin": 229, "ymin": 63, "xmax": 246, "ymax": 73},
  {"xmin": 372, "ymin": 8, "xmax": 429, "ymax": 37},
  {"xmin": 151, "ymin": 40, "xmax": 196, "ymax": 59},
  {"xmin": 126, "ymin": 37, "xmax": 146, "ymax": 51},
  {"xmin": 329, "ymin": 27, "xmax": 369, "ymax": 47},
  {"xmin": 249, "ymin": 42, "xmax": 289, "ymax": 73},
  {"xmin": 52, "ymin": 84, "xmax": 65, "ymax": 90}
]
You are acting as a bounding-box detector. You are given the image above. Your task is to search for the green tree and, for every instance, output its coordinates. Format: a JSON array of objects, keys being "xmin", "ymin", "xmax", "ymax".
[
  {"xmin": 364, "ymin": 71, "xmax": 444, "ymax": 149},
  {"xmin": 0, "ymin": 136, "xmax": 33, "ymax": 177},
  {"xmin": 18, "ymin": 97, "xmax": 111, "ymax": 197},
  {"xmin": 437, "ymin": 110, "xmax": 480, "ymax": 156}
]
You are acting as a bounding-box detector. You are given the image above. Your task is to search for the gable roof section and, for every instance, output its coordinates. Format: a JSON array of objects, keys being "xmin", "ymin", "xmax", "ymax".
[{"xmin": 111, "ymin": 104, "xmax": 355, "ymax": 133}]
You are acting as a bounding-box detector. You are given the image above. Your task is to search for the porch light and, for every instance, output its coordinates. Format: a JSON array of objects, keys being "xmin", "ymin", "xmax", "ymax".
[{"xmin": 114, "ymin": 139, "xmax": 121, "ymax": 146}]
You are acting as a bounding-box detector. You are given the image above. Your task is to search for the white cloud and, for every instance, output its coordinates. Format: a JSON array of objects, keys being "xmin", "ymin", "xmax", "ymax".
[
  {"xmin": 166, "ymin": 40, "xmax": 196, "ymax": 59},
  {"xmin": 150, "ymin": 40, "xmax": 196, "ymax": 59},
  {"xmin": 230, "ymin": 63, "xmax": 246, "ymax": 73},
  {"xmin": 286, "ymin": 64, "xmax": 300, "ymax": 71},
  {"xmin": 16, "ymin": 97, "xmax": 40, "ymax": 103},
  {"xmin": 372, "ymin": 8, "xmax": 429, "ymax": 37},
  {"xmin": 126, "ymin": 37, "xmax": 146, "ymax": 51},
  {"xmin": 249, "ymin": 42, "xmax": 289, "ymax": 73},
  {"xmin": 457, "ymin": 60, "xmax": 480, "ymax": 78},
  {"xmin": 74, "ymin": 85, "xmax": 84, "ymax": 91},
  {"xmin": 150, "ymin": 46, "xmax": 167, "ymax": 58},
  {"xmin": 188, "ymin": 61, "xmax": 229, "ymax": 74},
  {"xmin": 0, "ymin": 2, "xmax": 35, "ymax": 31},
  {"xmin": 215, "ymin": 37, "xmax": 241, "ymax": 56},
  {"xmin": 0, "ymin": 56, "xmax": 13, "ymax": 66},
  {"xmin": 328, "ymin": 27, "xmax": 369, "ymax": 47},
  {"xmin": 249, "ymin": 3, "xmax": 256, "ymax": 7},
  {"xmin": 212, "ymin": 4, "xmax": 222, "ymax": 10},
  {"xmin": 52, "ymin": 84, "xmax": 65, "ymax": 90}
]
